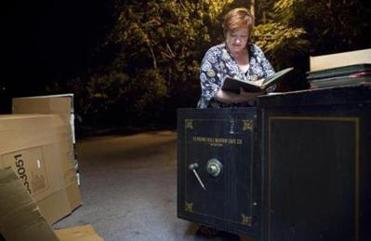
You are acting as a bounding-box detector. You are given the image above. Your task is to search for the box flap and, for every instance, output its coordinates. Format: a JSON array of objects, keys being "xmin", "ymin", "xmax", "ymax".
[
  {"xmin": 55, "ymin": 225, "xmax": 105, "ymax": 241},
  {"xmin": 0, "ymin": 167, "xmax": 100, "ymax": 241},
  {"xmin": 0, "ymin": 167, "xmax": 59, "ymax": 241}
]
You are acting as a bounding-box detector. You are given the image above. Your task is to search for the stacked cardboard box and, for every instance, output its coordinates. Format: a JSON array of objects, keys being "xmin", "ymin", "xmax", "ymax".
[{"xmin": 0, "ymin": 93, "xmax": 104, "ymax": 240}]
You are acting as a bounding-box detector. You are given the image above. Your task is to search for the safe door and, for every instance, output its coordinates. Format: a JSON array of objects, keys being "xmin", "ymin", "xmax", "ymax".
[{"xmin": 177, "ymin": 108, "xmax": 260, "ymax": 236}]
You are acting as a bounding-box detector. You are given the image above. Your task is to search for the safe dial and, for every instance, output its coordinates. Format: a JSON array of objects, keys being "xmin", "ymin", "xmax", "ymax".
[{"xmin": 206, "ymin": 158, "xmax": 223, "ymax": 177}]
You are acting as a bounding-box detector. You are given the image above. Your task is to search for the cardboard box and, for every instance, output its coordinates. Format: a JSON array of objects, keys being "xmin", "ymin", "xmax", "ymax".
[
  {"xmin": 0, "ymin": 114, "xmax": 81, "ymax": 224},
  {"xmin": 12, "ymin": 94, "xmax": 75, "ymax": 143},
  {"xmin": 310, "ymin": 48, "xmax": 371, "ymax": 71},
  {"xmin": 12, "ymin": 94, "xmax": 80, "ymax": 186},
  {"xmin": 56, "ymin": 225, "xmax": 104, "ymax": 241},
  {"xmin": 0, "ymin": 167, "xmax": 102, "ymax": 241}
]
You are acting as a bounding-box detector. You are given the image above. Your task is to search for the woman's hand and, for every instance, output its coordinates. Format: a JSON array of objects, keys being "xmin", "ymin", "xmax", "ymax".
[
  {"xmin": 215, "ymin": 88, "xmax": 265, "ymax": 104},
  {"xmin": 252, "ymin": 78, "xmax": 265, "ymax": 86},
  {"xmin": 239, "ymin": 88, "xmax": 265, "ymax": 102}
]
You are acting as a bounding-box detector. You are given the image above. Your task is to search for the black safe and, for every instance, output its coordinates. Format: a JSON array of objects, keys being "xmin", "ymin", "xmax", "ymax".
[
  {"xmin": 177, "ymin": 84, "xmax": 371, "ymax": 241},
  {"xmin": 177, "ymin": 108, "xmax": 260, "ymax": 236}
]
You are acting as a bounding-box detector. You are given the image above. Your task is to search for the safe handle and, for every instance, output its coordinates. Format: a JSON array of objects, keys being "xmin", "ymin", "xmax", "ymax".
[{"xmin": 188, "ymin": 163, "xmax": 206, "ymax": 190}]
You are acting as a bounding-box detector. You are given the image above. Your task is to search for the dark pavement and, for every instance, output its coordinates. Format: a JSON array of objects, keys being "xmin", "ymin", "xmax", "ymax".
[{"xmin": 53, "ymin": 131, "xmax": 252, "ymax": 241}]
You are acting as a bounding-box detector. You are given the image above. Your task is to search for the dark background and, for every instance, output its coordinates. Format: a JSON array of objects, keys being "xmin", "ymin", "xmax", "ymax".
[
  {"xmin": 2, "ymin": 0, "xmax": 371, "ymax": 133},
  {"xmin": 2, "ymin": 0, "xmax": 108, "ymax": 99}
]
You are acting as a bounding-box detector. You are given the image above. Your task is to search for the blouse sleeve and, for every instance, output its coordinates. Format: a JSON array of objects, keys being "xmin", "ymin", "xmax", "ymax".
[
  {"xmin": 254, "ymin": 45, "xmax": 275, "ymax": 78},
  {"xmin": 197, "ymin": 48, "xmax": 223, "ymax": 108},
  {"xmin": 254, "ymin": 45, "xmax": 276, "ymax": 92}
]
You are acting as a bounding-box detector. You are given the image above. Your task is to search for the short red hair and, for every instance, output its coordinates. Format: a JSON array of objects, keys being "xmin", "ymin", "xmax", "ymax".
[{"xmin": 223, "ymin": 8, "xmax": 255, "ymax": 39}]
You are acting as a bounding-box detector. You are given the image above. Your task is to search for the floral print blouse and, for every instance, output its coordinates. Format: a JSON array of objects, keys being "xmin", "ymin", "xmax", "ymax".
[{"xmin": 197, "ymin": 42, "xmax": 275, "ymax": 108}]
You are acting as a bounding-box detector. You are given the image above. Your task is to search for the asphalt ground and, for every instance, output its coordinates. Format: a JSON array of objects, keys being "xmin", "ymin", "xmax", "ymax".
[{"xmin": 53, "ymin": 131, "xmax": 252, "ymax": 241}]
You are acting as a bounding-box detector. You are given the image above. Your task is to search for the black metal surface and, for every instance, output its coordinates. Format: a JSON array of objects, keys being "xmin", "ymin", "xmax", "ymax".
[
  {"xmin": 177, "ymin": 108, "xmax": 260, "ymax": 237},
  {"xmin": 177, "ymin": 85, "xmax": 371, "ymax": 241},
  {"xmin": 259, "ymin": 85, "xmax": 371, "ymax": 241}
]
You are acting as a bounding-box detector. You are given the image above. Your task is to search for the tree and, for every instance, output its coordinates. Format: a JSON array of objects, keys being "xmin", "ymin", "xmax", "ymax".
[
  {"xmin": 292, "ymin": 0, "xmax": 371, "ymax": 55},
  {"xmin": 70, "ymin": 0, "xmax": 234, "ymax": 126},
  {"xmin": 48, "ymin": 0, "xmax": 371, "ymax": 128},
  {"xmin": 253, "ymin": 0, "xmax": 309, "ymax": 90}
]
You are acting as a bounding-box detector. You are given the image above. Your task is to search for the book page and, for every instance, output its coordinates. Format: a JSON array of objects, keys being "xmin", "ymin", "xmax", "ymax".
[
  {"xmin": 262, "ymin": 67, "xmax": 294, "ymax": 87},
  {"xmin": 222, "ymin": 67, "xmax": 293, "ymax": 93}
]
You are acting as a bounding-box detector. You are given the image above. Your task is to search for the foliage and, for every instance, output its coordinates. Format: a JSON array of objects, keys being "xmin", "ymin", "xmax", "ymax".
[
  {"xmin": 254, "ymin": 0, "xmax": 309, "ymax": 70},
  {"xmin": 253, "ymin": 0, "xmax": 371, "ymax": 90},
  {"xmin": 43, "ymin": 0, "xmax": 233, "ymax": 127},
  {"xmin": 47, "ymin": 0, "xmax": 371, "ymax": 128},
  {"xmin": 282, "ymin": 0, "xmax": 371, "ymax": 54},
  {"xmin": 107, "ymin": 0, "xmax": 232, "ymax": 83},
  {"xmin": 78, "ymin": 0, "xmax": 234, "ymax": 126},
  {"xmin": 254, "ymin": 23, "xmax": 307, "ymax": 66}
]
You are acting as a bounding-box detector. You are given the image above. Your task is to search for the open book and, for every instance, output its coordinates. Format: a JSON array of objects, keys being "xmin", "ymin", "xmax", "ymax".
[{"xmin": 222, "ymin": 67, "xmax": 294, "ymax": 93}]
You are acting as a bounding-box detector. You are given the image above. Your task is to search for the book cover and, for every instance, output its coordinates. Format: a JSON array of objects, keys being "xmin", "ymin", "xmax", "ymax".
[
  {"xmin": 307, "ymin": 63, "xmax": 371, "ymax": 80},
  {"xmin": 309, "ymin": 48, "xmax": 371, "ymax": 71},
  {"xmin": 310, "ymin": 75, "xmax": 371, "ymax": 89},
  {"xmin": 222, "ymin": 67, "xmax": 293, "ymax": 93}
]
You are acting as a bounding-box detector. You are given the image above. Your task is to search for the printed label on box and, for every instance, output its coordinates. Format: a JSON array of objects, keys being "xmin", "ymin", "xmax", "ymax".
[{"xmin": 1, "ymin": 147, "xmax": 49, "ymax": 195}]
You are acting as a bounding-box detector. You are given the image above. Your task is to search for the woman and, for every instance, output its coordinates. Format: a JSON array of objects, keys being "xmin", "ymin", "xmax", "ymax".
[{"xmin": 197, "ymin": 7, "xmax": 275, "ymax": 108}]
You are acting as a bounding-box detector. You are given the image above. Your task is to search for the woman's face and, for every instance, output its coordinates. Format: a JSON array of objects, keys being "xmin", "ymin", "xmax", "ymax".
[{"xmin": 226, "ymin": 27, "xmax": 249, "ymax": 55}]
